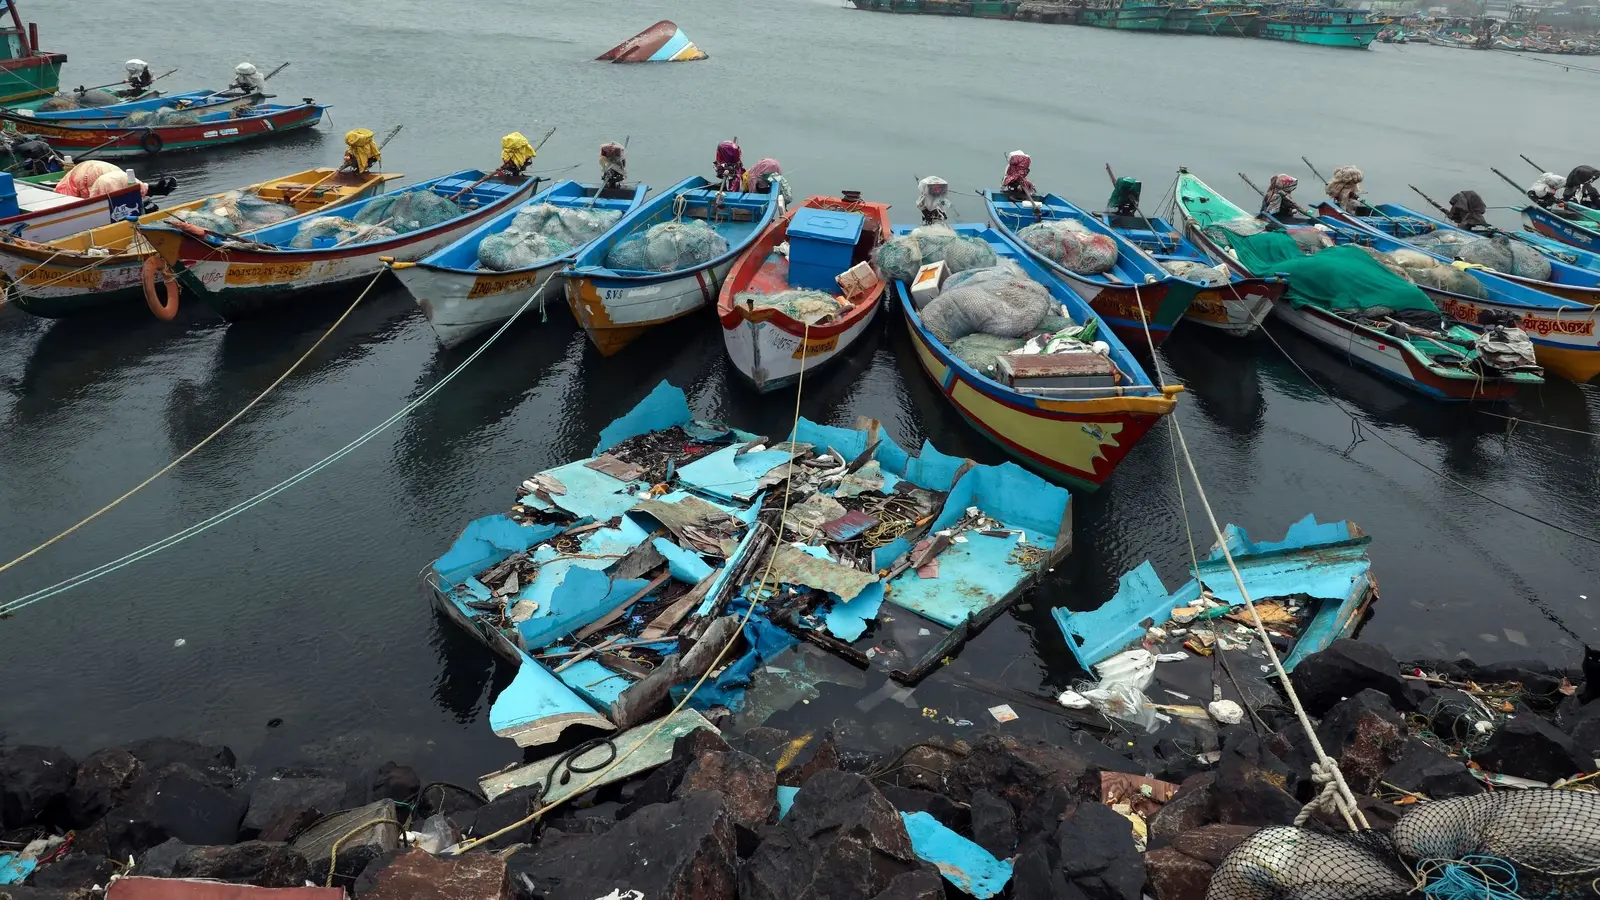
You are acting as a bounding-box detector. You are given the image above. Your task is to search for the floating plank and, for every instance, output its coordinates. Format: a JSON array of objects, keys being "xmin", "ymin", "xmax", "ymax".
[{"xmin": 480, "ymin": 707, "xmax": 716, "ymax": 801}]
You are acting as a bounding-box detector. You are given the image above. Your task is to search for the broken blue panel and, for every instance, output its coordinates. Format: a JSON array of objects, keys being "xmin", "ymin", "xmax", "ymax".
[
  {"xmin": 593, "ymin": 381, "xmax": 692, "ymax": 454},
  {"xmin": 490, "ymin": 649, "xmax": 615, "ymax": 747},
  {"xmin": 1215, "ymin": 514, "xmax": 1353, "ymax": 558},
  {"xmin": 1, "ymin": 854, "xmax": 36, "ymax": 885},
  {"xmin": 1052, "ymin": 562, "xmax": 1204, "ymax": 671},
  {"xmin": 885, "ymin": 533, "xmax": 1026, "ymax": 628},
  {"xmin": 823, "ymin": 581, "xmax": 884, "ymax": 642},
  {"xmin": 696, "ymin": 524, "xmax": 764, "ymax": 616},
  {"xmin": 516, "ymin": 566, "xmax": 652, "ymax": 649},
  {"xmin": 518, "ymin": 458, "xmax": 643, "ymax": 522},
  {"xmin": 677, "ymin": 446, "xmax": 795, "ymax": 502},
  {"xmin": 776, "ymin": 786, "xmax": 799, "ymax": 820},
  {"xmin": 654, "ymin": 537, "xmax": 713, "ymax": 583},
  {"xmin": 675, "ymin": 614, "xmax": 798, "ymax": 712},
  {"xmin": 901, "ymin": 811, "xmax": 1013, "ymax": 899},
  {"xmin": 871, "ymin": 459, "xmax": 1068, "ymax": 571},
  {"xmin": 558, "ymin": 658, "xmax": 634, "ymax": 708},
  {"xmin": 433, "ymin": 515, "xmax": 563, "ymax": 586},
  {"xmin": 580, "ymin": 516, "xmax": 653, "ymax": 556}
]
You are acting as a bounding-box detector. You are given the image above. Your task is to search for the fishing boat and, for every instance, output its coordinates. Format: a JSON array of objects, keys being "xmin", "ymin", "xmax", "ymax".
[
  {"xmin": 1256, "ymin": 7, "xmax": 1383, "ymax": 46},
  {"xmin": 2, "ymin": 168, "xmax": 399, "ymax": 319},
  {"xmin": 850, "ymin": 0, "xmax": 1023, "ymax": 16},
  {"xmin": 1184, "ymin": 3, "xmax": 1261, "ymax": 36},
  {"xmin": 565, "ymin": 176, "xmax": 781, "ymax": 356},
  {"xmin": 392, "ymin": 179, "xmax": 649, "ymax": 348},
  {"xmin": 5, "ymin": 89, "xmax": 259, "ymax": 123},
  {"xmin": 14, "ymin": 102, "xmax": 327, "ymax": 160},
  {"xmin": 1316, "ymin": 201, "xmax": 1600, "ymax": 382},
  {"xmin": 717, "ymin": 195, "xmax": 892, "ymax": 392},
  {"xmin": 138, "ymin": 170, "xmax": 534, "ymax": 321},
  {"xmin": 1055, "ymin": 516, "xmax": 1373, "ymax": 680},
  {"xmin": 1332, "ymin": 199, "xmax": 1600, "ymax": 282},
  {"xmin": 1078, "ymin": 0, "xmax": 1173, "ymax": 30},
  {"xmin": 1101, "ymin": 210, "xmax": 1283, "ymax": 336},
  {"xmin": 1173, "ymin": 171, "xmax": 1543, "ymax": 399},
  {"xmin": 0, "ymin": 171, "xmax": 144, "ymax": 245},
  {"xmin": 982, "ymin": 190, "xmax": 1185, "ymax": 347},
  {"xmin": 1522, "ymin": 202, "xmax": 1600, "ymax": 256},
  {"xmin": 0, "ymin": 1, "xmax": 65, "ymax": 107},
  {"xmin": 895, "ymin": 222, "xmax": 1180, "ymax": 490}
]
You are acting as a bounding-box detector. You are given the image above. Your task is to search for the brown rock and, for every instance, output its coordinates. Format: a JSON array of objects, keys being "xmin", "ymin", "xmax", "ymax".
[
  {"xmin": 1170, "ymin": 825, "xmax": 1258, "ymax": 866},
  {"xmin": 946, "ymin": 734, "xmax": 1095, "ymax": 812},
  {"xmin": 677, "ymin": 750, "xmax": 776, "ymax": 833},
  {"xmin": 1144, "ymin": 848, "xmax": 1213, "ymax": 900},
  {"xmin": 257, "ymin": 804, "xmax": 323, "ymax": 843},
  {"xmin": 1149, "ymin": 773, "xmax": 1215, "ymax": 841},
  {"xmin": 357, "ymin": 848, "xmax": 509, "ymax": 900},
  {"xmin": 769, "ymin": 732, "xmax": 840, "ymax": 789},
  {"xmin": 874, "ymin": 742, "xmax": 966, "ymax": 793}
]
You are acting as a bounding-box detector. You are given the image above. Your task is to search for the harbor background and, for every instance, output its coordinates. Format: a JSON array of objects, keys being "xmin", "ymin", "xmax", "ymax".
[{"xmin": 1, "ymin": 0, "xmax": 1598, "ymax": 785}]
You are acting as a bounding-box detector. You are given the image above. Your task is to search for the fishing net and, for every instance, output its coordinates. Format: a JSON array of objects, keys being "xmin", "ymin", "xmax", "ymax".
[
  {"xmin": 1455, "ymin": 236, "xmax": 1553, "ymax": 281},
  {"xmin": 604, "ymin": 219, "xmax": 729, "ymax": 272},
  {"xmin": 1206, "ymin": 827, "xmax": 1414, "ymax": 900},
  {"xmin": 1408, "ymin": 231, "xmax": 1475, "ymax": 254},
  {"xmin": 874, "ymin": 224, "xmax": 998, "ymax": 282},
  {"xmin": 734, "ymin": 289, "xmax": 845, "ymax": 325},
  {"xmin": 122, "ymin": 106, "xmax": 200, "ymax": 126},
  {"xmin": 951, "ymin": 333, "xmax": 1026, "ymax": 374},
  {"xmin": 287, "ymin": 216, "xmax": 398, "ymax": 249},
  {"xmin": 1162, "ymin": 260, "xmax": 1230, "ymax": 285},
  {"xmin": 919, "ymin": 262, "xmax": 1056, "ymax": 345},
  {"xmin": 1270, "ymin": 245, "xmax": 1440, "ymax": 317},
  {"xmin": 1214, "ymin": 216, "xmax": 1268, "ymax": 237},
  {"xmin": 1289, "ymin": 226, "xmax": 1334, "ymax": 255},
  {"xmin": 353, "ymin": 190, "xmax": 464, "ymax": 234},
  {"xmin": 1391, "ymin": 790, "xmax": 1600, "ymax": 898},
  {"xmin": 477, "ymin": 203, "xmax": 622, "ymax": 271},
  {"xmin": 1399, "ymin": 263, "xmax": 1489, "ymax": 300},
  {"xmin": 170, "ymin": 191, "xmax": 297, "ymax": 236},
  {"xmin": 1015, "ymin": 219, "xmax": 1119, "ymax": 275},
  {"xmin": 38, "ymin": 89, "xmax": 119, "ymax": 111}
]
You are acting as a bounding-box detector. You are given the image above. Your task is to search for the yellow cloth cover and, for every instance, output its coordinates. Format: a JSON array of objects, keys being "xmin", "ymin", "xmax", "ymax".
[
  {"xmin": 501, "ymin": 132, "xmax": 535, "ymax": 169},
  {"xmin": 344, "ymin": 128, "xmax": 380, "ymax": 173}
]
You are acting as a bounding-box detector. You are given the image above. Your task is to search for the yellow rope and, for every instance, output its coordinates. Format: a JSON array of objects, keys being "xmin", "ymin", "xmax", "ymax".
[
  {"xmin": 0, "ymin": 267, "xmax": 390, "ymax": 577},
  {"xmin": 325, "ymin": 817, "xmax": 400, "ymax": 887},
  {"xmin": 453, "ymin": 322, "xmax": 817, "ymax": 854}
]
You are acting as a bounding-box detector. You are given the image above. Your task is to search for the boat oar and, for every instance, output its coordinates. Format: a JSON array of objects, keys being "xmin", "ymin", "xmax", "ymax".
[
  {"xmin": 448, "ymin": 126, "xmax": 555, "ymax": 202},
  {"xmin": 1408, "ymin": 184, "xmax": 1453, "ymax": 218},
  {"xmin": 1519, "ymin": 154, "xmax": 1547, "ymax": 173},
  {"xmin": 1104, "ymin": 162, "xmax": 1118, "ymax": 184},
  {"xmin": 260, "ymin": 62, "xmax": 292, "ymax": 83},
  {"xmin": 69, "ymin": 130, "xmax": 137, "ymax": 164},
  {"xmin": 1302, "ymin": 156, "xmax": 1330, "ymax": 187},
  {"xmin": 1489, "ymin": 166, "xmax": 1526, "ymax": 195},
  {"xmin": 78, "ymin": 68, "xmax": 179, "ymax": 94}
]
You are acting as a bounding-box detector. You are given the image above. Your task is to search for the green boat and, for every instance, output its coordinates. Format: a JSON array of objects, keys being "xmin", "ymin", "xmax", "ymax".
[
  {"xmin": 0, "ymin": 0, "xmax": 64, "ymax": 108},
  {"xmin": 1184, "ymin": 3, "xmax": 1262, "ymax": 35},
  {"xmin": 1256, "ymin": 7, "xmax": 1383, "ymax": 47},
  {"xmin": 850, "ymin": 0, "xmax": 1021, "ymax": 16},
  {"xmin": 1079, "ymin": 0, "xmax": 1172, "ymax": 30}
]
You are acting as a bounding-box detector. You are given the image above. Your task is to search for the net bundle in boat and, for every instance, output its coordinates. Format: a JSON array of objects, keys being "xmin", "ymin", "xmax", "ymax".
[
  {"xmin": 733, "ymin": 289, "xmax": 844, "ymax": 325},
  {"xmin": 353, "ymin": 191, "xmax": 463, "ymax": 232},
  {"xmin": 920, "ymin": 261, "xmax": 1055, "ymax": 345},
  {"xmin": 605, "ymin": 219, "xmax": 729, "ymax": 272},
  {"xmin": 122, "ymin": 106, "xmax": 201, "ymax": 126},
  {"xmin": 38, "ymin": 89, "xmax": 118, "ymax": 111},
  {"xmin": 1015, "ymin": 219, "xmax": 1118, "ymax": 275},
  {"xmin": 874, "ymin": 224, "xmax": 997, "ymax": 282},
  {"xmin": 477, "ymin": 203, "xmax": 622, "ymax": 271},
  {"xmin": 171, "ymin": 191, "xmax": 296, "ymax": 235},
  {"xmin": 1161, "ymin": 260, "xmax": 1229, "ymax": 285},
  {"xmin": 1355, "ymin": 245, "xmax": 1488, "ymax": 300}
]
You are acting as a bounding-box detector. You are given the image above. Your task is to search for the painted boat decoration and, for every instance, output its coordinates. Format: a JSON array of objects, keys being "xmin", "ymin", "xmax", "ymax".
[
  {"xmin": 428, "ymin": 380, "xmax": 1071, "ymax": 749},
  {"xmin": 981, "ymin": 190, "xmax": 1185, "ymax": 348},
  {"xmin": 1174, "ymin": 171, "xmax": 1543, "ymax": 400},
  {"xmin": 3, "ymin": 88, "xmax": 258, "ymax": 123},
  {"xmin": 392, "ymin": 179, "xmax": 647, "ymax": 348},
  {"xmin": 138, "ymin": 170, "xmax": 535, "ymax": 321},
  {"xmin": 718, "ymin": 195, "xmax": 892, "ymax": 392},
  {"xmin": 1098, "ymin": 208, "xmax": 1285, "ymax": 337},
  {"xmin": 14, "ymin": 102, "xmax": 328, "ymax": 160},
  {"xmin": 2, "ymin": 168, "xmax": 399, "ymax": 319},
  {"xmin": 565, "ymin": 176, "xmax": 781, "ymax": 356},
  {"xmin": 894, "ymin": 222, "xmax": 1180, "ymax": 491},
  {"xmin": 0, "ymin": 172, "xmax": 144, "ymax": 244},
  {"xmin": 1053, "ymin": 515, "xmax": 1375, "ymax": 672},
  {"xmin": 596, "ymin": 20, "xmax": 708, "ymax": 62},
  {"xmin": 1316, "ymin": 201, "xmax": 1600, "ymax": 383},
  {"xmin": 0, "ymin": 1, "xmax": 65, "ymax": 107},
  {"xmin": 1523, "ymin": 202, "xmax": 1600, "ymax": 256}
]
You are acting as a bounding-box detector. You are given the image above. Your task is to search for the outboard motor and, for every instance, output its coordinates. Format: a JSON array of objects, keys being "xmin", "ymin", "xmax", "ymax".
[
  {"xmin": 1107, "ymin": 177, "xmax": 1143, "ymax": 217},
  {"xmin": 1001, "ymin": 151, "xmax": 1036, "ymax": 203},
  {"xmin": 713, "ymin": 140, "xmax": 743, "ymax": 193},
  {"xmin": 917, "ymin": 176, "xmax": 951, "ymax": 225},
  {"xmin": 600, "ymin": 142, "xmax": 627, "ymax": 190}
]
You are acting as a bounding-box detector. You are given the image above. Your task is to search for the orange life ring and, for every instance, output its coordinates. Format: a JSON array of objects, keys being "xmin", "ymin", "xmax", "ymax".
[{"xmin": 142, "ymin": 254, "xmax": 179, "ymax": 320}]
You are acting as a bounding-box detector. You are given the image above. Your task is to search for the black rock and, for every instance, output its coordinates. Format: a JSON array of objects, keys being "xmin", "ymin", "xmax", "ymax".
[
  {"xmin": 1315, "ymin": 689, "xmax": 1408, "ymax": 795},
  {"xmin": 257, "ymin": 803, "xmax": 324, "ymax": 843},
  {"xmin": 1171, "ymin": 824, "xmax": 1260, "ymax": 867},
  {"xmin": 1470, "ymin": 660, "xmax": 1566, "ymax": 702},
  {"xmin": 511, "ymin": 790, "xmax": 738, "ymax": 900},
  {"xmin": 1381, "ymin": 738, "xmax": 1482, "ymax": 799},
  {"xmin": 369, "ymin": 762, "xmax": 421, "ymax": 805},
  {"xmin": 457, "ymin": 785, "xmax": 539, "ymax": 851},
  {"xmin": 289, "ymin": 799, "xmax": 400, "ymax": 887},
  {"xmin": 740, "ymin": 770, "xmax": 930, "ymax": 900},
  {"xmin": 946, "ymin": 734, "xmax": 1095, "ymax": 812},
  {"xmin": 242, "ymin": 776, "xmax": 347, "ymax": 837},
  {"xmin": 1054, "ymin": 801, "xmax": 1145, "ymax": 900},
  {"xmin": 675, "ymin": 749, "xmax": 776, "ymax": 840},
  {"xmin": 416, "ymin": 781, "xmax": 486, "ymax": 820},
  {"xmin": 877, "ymin": 785, "xmax": 970, "ymax": 834},
  {"xmin": 0, "ymin": 745, "xmax": 75, "ymax": 829},
  {"xmin": 1219, "ymin": 731, "xmax": 1301, "ymax": 798},
  {"xmin": 772, "ymin": 732, "xmax": 841, "ymax": 789},
  {"xmin": 871, "ymin": 866, "xmax": 947, "ymax": 900},
  {"xmin": 67, "ymin": 748, "xmax": 142, "ymax": 829},
  {"xmin": 618, "ymin": 728, "xmax": 731, "ymax": 820},
  {"xmin": 873, "ymin": 741, "xmax": 966, "ymax": 793},
  {"xmin": 0, "ymin": 887, "xmax": 77, "ymax": 900},
  {"xmin": 1018, "ymin": 786, "xmax": 1081, "ymax": 844},
  {"xmin": 1419, "ymin": 689, "xmax": 1495, "ymax": 745},
  {"xmin": 542, "ymin": 800, "xmax": 622, "ymax": 837},
  {"xmin": 1149, "ymin": 773, "xmax": 1216, "ymax": 841},
  {"xmin": 1145, "ymin": 847, "xmax": 1213, "ymax": 900},
  {"xmin": 119, "ymin": 738, "xmax": 238, "ymax": 789},
  {"xmin": 103, "ymin": 763, "xmax": 248, "ymax": 859},
  {"xmin": 24, "ymin": 852, "xmax": 115, "ymax": 891},
  {"xmin": 969, "ymin": 789, "xmax": 1018, "ymax": 859},
  {"xmin": 1011, "ymin": 835, "xmax": 1075, "ymax": 900},
  {"xmin": 1213, "ymin": 751, "xmax": 1301, "ymax": 828},
  {"xmin": 171, "ymin": 841, "xmax": 311, "ymax": 887},
  {"xmin": 1474, "ymin": 714, "xmax": 1592, "ymax": 782},
  {"xmin": 1288, "ymin": 640, "xmax": 1411, "ymax": 717},
  {"xmin": 134, "ymin": 837, "xmax": 194, "ymax": 878},
  {"xmin": 1569, "ymin": 701, "xmax": 1600, "ymax": 758}
]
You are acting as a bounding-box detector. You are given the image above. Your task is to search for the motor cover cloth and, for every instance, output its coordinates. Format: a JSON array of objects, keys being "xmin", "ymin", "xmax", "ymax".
[
  {"xmin": 501, "ymin": 132, "xmax": 535, "ymax": 171},
  {"xmin": 344, "ymin": 128, "xmax": 379, "ymax": 173}
]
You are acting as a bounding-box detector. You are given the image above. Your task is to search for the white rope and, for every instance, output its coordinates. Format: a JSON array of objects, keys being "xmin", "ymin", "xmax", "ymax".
[{"xmin": 1129, "ymin": 282, "xmax": 1369, "ymax": 832}]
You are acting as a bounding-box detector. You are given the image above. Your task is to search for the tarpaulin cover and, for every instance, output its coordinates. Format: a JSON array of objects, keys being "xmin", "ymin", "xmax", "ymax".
[
  {"xmin": 1270, "ymin": 244, "xmax": 1437, "ymax": 315},
  {"xmin": 674, "ymin": 614, "xmax": 797, "ymax": 712}
]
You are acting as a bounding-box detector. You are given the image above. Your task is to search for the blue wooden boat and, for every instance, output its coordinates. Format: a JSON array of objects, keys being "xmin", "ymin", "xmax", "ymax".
[
  {"xmin": 1523, "ymin": 202, "xmax": 1600, "ymax": 256},
  {"xmin": 894, "ymin": 222, "xmax": 1179, "ymax": 492},
  {"xmin": 1314, "ymin": 203, "xmax": 1600, "ymax": 383},
  {"xmin": 981, "ymin": 190, "xmax": 1187, "ymax": 347},
  {"xmin": 1053, "ymin": 515, "xmax": 1374, "ymax": 673},
  {"xmin": 392, "ymin": 179, "xmax": 649, "ymax": 348},
  {"xmin": 565, "ymin": 176, "xmax": 781, "ymax": 356},
  {"xmin": 427, "ymin": 380, "xmax": 1071, "ymax": 748},
  {"xmin": 11, "ymin": 89, "xmax": 258, "ymax": 122}
]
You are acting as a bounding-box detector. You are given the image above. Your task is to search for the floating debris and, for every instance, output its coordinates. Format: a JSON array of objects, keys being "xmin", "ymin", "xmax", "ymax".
[{"xmin": 596, "ymin": 20, "xmax": 708, "ymax": 63}]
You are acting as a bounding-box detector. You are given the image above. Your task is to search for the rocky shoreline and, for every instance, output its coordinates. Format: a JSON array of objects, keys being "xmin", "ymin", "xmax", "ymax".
[{"xmin": 4, "ymin": 640, "xmax": 1599, "ymax": 900}]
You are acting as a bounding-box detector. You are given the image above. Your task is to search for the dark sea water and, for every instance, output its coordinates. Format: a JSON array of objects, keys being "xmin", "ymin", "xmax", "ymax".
[{"xmin": 2, "ymin": 0, "xmax": 1599, "ymax": 784}]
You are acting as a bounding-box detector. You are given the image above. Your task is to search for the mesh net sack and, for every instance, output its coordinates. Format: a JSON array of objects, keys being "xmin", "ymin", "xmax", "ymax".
[
  {"xmin": 919, "ymin": 263, "xmax": 1056, "ymax": 344},
  {"xmin": 124, "ymin": 106, "xmax": 200, "ymax": 126},
  {"xmin": 354, "ymin": 191, "xmax": 464, "ymax": 234},
  {"xmin": 1289, "ymin": 227, "xmax": 1334, "ymax": 255},
  {"xmin": 1402, "ymin": 263, "xmax": 1489, "ymax": 300},
  {"xmin": 478, "ymin": 232, "xmax": 573, "ymax": 271},
  {"xmin": 604, "ymin": 219, "xmax": 729, "ymax": 272},
  {"xmin": 172, "ymin": 191, "xmax": 297, "ymax": 236},
  {"xmin": 1207, "ymin": 827, "xmax": 1414, "ymax": 900},
  {"xmin": 1016, "ymin": 220, "xmax": 1119, "ymax": 275},
  {"xmin": 75, "ymin": 89, "xmax": 120, "ymax": 107},
  {"xmin": 288, "ymin": 216, "xmax": 398, "ymax": 248},
  {"xmin": 1162, "ymin": 260, "xmax": 1230, "ymax": 285},
  {"xmin": 1216, "ymin": 216, "xmax": 1268, "ymax": 237},
  {"xmin": 37, "ymin": 94, "xmax": 81, "ymax": 112},
  {"xmin": 874, "ymin": 225, "xmax": 997, "ymax": 282},
  {"xmin": 735, "ymin": 289, "xmax": 845, "ymax": 325},
  {"xmin": 508, "ymin": 204, "xmax": 622, "ymax": 248},
  {"xmin": 950, "ymin": 333, "xmax": 1026, "ymax": 374},
  {"xmin": 1456, "ymin": 236, "xmax": 1553, "ymax": 281},
  {"xmin": 1409, "ymin": 231, "xmax": 1476, "ymax": 254},
  {"xmin": 1389, "ymin": 790, "xmax": 1600, "ymax": 899},
  {"xmin": 54, "ymin": 160, "xmax": 121, "ymax": 199}
]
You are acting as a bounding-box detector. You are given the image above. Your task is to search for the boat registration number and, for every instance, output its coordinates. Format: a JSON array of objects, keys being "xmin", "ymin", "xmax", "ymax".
[
  {"xmin": 20, "ymin": 265, "xmax": 99, "ymax": 290},
  {"xmin": 225, "ymin": 262, "xmax": 312, "ymax": 286},
  {"xmin": 791, "ymin": 335, "xmax": 838, "ymax": 359},
  {"xmin": 603, "ymin": 285, "xmax": 661, "ymax": 301},
  {"xmin": 469, "ymin": 273, "xmax": 539, "ymax": 300}
]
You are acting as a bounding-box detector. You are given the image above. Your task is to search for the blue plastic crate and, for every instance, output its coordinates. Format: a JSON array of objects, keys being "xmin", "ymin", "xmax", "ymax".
[{"xmin": 787, "ymin": 208, "xmax": 863, "ymax": 292}]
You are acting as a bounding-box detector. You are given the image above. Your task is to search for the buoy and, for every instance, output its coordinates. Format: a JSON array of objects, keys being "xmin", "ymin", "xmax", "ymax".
[{"xmin": 597, "ymin": 20, "xmax": 708, "ymax": 63}]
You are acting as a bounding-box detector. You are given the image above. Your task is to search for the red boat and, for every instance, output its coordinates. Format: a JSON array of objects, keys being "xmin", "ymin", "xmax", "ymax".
[{"xmin": 12, "ymin": 102, "xmax": 327, "ymax": 159}]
